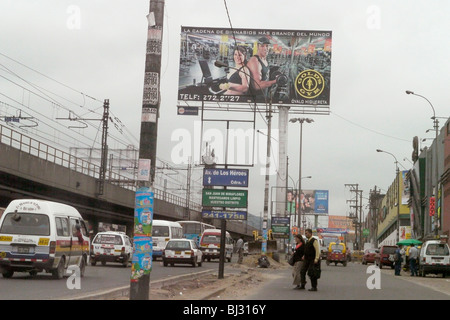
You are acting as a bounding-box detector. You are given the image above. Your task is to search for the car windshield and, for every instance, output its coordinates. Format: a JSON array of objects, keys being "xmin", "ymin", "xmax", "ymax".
[
  {"xmin": 202, "ymin": 234, "xmax": 220, "ymax": 244},
  {"xmin": 94, "ymin": 234, "xmax": 123, "ymax": 245},
  {"xmin": 166, "ymin": 241, "xmax": 191, "ymax": 249},
  {"xmin": 331, "ymin": 244, "xmax": 344, "ymax": 252},
  {"xmin": 426, "ymin": 243, "xmax": 449, "ymax": 256},
  {"xmin": 153, "ymin": 226, "xmax": 169, "ymax": 237},
  {"xmin": 382, "ymin": 247, "xmax": 397, "ymax": 254},
  {"xmin": 367, "ymin": 249, "xmax": 377, "ymax": 253},
  {"xmin": 0, "ymin": 212, "xmax": 50, "ymax": 236}
]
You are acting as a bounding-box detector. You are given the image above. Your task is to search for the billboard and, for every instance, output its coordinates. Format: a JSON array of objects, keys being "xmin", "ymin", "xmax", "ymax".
[
  {"xmin": 286, "ymin": 189, "xmax": 329, "ymax": 214},
  {"xmin": 328, "ymin": 215, "xmax": 355, "ymax": 234},
  {"xmin": 178, "ymin": 26, "xmax": 332, "ymax": 106}
]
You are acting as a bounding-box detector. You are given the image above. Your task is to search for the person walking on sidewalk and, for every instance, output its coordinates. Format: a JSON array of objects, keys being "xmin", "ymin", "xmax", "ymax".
[
  {"xmin": 409, "ymin": 244, "xmax": 419, "ymax": 276},
  {"xmin": 300, "ymin": 229, "xmax": 320, "ymax": 291},
  {"xmin": 292, "ymin": 234, "xmax": 305, "ymax": 289},
  {"xmin": 394, "ymin": 245, "xmax": 403, "ymax": 276}
]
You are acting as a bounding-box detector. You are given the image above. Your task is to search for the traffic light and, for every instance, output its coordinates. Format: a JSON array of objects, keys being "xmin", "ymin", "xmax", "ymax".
[
  {"xmin": 268, "ymin": 229, "xmax": 273, "ymax": 240},
  {"xmin": 252, "ymin": 230, "xmax": 258, "ymax": 240}
]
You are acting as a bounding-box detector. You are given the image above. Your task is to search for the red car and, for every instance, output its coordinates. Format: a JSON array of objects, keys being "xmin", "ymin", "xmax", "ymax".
[
  {"xmin": 362, "ymin": 248, "xmax": 377, "ymax": 265},
  {"xmin": 375, "ymin": 245, "xmax": 397, "ymax": 269}
]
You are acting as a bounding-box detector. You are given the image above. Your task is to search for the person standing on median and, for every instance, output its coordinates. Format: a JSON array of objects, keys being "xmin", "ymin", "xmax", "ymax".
[
  {"xmin": 300, "ymin": 229, "xmax": 321, "ymax": 291},
  {"xmin": 235, "ymin": 236, "xmax": 244, "ymax": 264},
  {"xmin": 292, "ymin": 234, "xmax": 306, "ymax": 289}
]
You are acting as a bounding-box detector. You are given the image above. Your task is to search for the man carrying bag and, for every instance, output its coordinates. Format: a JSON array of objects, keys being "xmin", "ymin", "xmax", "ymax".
[{"xmin": 299, "ymin": 229, "xmax": 321, "ymax": 291}]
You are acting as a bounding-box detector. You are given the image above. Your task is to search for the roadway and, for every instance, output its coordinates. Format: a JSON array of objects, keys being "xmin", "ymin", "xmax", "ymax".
[
  {"xmin": 0, "ymin": 258, "xmax": 232, "ymax": 300},
  {"xmin": 244, "ymin": 262, "xmax": 450, "ymax": 300}
]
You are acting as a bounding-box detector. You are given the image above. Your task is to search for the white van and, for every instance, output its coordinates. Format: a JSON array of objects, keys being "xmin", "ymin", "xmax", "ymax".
[
  {"xmin": 152, "ymin": 220, "xmax": 183, "ymax": 260},
  {"xmin": 0, "ymin": 199, "xmax": 90, "ymax": 279},
  {"xmin": 418, "ymin": 239, "xmax": 450, "ymax": 278},
  {"xmin": 199, "ymin": 229, "xmax": 233, "ymax": 262}
]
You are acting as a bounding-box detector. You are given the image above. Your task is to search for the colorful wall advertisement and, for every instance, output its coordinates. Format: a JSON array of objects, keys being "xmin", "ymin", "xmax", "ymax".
[
  {"xmin": 178, "ymin": 26, "xmax": 332, "ymax": 106},
  {"xmin": 131, "ymin": 187, "xmax": 154, "ymax": 282}
]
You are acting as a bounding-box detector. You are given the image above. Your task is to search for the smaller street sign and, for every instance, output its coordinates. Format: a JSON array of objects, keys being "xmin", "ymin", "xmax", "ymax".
[{"xmin": 201, "ymin": 210, "xmax": 247, "ymax": 220}]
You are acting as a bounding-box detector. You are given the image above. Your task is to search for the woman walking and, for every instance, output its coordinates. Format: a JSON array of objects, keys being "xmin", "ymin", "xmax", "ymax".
[{"xmin": 292, "ymin": 234, "xmax": 305, "ymax": 289}]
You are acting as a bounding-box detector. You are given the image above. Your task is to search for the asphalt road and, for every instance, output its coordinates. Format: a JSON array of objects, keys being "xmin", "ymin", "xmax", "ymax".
[
  {"xmin": 0, "ymin": 257, "xmax": 229, "ymax": 300},
  {"xmin": 243, "ymin": 262, "xmax": 450, "ymax": 300}
]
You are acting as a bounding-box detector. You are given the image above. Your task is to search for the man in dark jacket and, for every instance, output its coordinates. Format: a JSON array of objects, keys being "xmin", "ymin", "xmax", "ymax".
[{"xmin": 299, "ymin": 229, "xmax": 320, "ymax": 291}]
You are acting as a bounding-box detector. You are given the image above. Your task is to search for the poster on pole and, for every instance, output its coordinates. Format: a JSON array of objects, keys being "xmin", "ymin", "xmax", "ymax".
[
  {"xmin": 178, "ymin": 26, "xmax": 332, "ymax": 106},
  {"xmin": 131, "ymin": 187, "xmax": 154, "ymax": 282}
]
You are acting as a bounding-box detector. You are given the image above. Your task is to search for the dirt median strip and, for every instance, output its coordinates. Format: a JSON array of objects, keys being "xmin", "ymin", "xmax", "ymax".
[{"xmin": 60, "ymin": 269, "xmax": 217, "ymax": 300}]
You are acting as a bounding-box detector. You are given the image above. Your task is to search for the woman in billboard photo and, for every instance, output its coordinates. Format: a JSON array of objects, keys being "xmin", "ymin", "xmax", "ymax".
[{"xmin": 219, "ymin": 46, "xmax": 250, "ymax": 95}]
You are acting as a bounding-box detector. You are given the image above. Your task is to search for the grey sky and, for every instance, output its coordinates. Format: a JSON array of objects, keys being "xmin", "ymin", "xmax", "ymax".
[{"xmin": 0, "ymin": 0, "xmax": 448, "ymax": 227}]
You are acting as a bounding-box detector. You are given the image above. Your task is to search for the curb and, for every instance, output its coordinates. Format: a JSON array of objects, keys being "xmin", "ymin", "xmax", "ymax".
[{"xmin": 63, "ymin": 269, "xmax": 217, "ymax": 300}]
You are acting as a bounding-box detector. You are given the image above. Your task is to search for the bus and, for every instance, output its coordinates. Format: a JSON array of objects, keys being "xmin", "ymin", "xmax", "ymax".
[
  {"xmin": 152, "ymin": 220, "xmax": 183, "ymax": 260},
  {"xmin": 177, "ymin": 221, "xmax": 215, "ymax": 246}
]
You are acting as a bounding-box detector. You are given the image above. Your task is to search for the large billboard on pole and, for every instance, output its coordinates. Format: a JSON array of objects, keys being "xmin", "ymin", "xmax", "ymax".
[
  {"xmin": 287, "ymin": 189, "xmax": 329, "ymax": 215},
  {"xmin": 178, "ymin": 26, "xmax": 332, "ymax": 106}
]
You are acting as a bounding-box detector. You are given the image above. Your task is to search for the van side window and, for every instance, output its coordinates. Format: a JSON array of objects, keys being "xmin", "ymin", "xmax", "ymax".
[
  {"xmin": 55, "ymin": 217, "xmax": 70, "ymax": 237},
  {"xmin": 80, "ymin": 220, "xmax": 89, "ymax": 237}
]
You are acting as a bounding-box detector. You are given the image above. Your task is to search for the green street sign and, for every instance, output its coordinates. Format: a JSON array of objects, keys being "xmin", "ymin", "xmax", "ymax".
[
  {"xmin": 202, "ymin": 189, "xmax": 248, "ymax": 208},
  {"xmin": 363, "ymin": 228, "xmax": 370, "ymax": 237}
]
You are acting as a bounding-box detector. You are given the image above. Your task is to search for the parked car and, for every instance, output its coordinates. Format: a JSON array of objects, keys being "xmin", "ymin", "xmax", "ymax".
[
  {"xmin": 418, "ymin": 240, "xmax": 450, "ymax": 278},
  {"xmin": 163, "ymin": 239, "xmax": 202, "ymax": 267},
  {"xmin": 375, "ymin": 245, "xmax": 397, "ymax": 269},
  {"xmin": 90, "ymin": 231, "xmax": 132, "ymax": 267},
  {"xmin": 362, "ymin": 248, "xmax": 377, "ymax": 265}
]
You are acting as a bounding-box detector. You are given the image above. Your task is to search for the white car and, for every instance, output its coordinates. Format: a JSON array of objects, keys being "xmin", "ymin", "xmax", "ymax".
[
  {"xmin": 90, "ymin": 231, "xmax": 133, "ymax": 267},
  {"xmin": 418, "ymin": 240, "xmax": 450, "ymax": 278},
  {"xmin": 163, "ymin": 239, "xmax": 202, "ymax": 267}
]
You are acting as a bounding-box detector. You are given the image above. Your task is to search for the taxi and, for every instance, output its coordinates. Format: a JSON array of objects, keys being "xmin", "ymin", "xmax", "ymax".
[
  {"xmin": 90, "ymin": 231, "xmax": 132, "ymax": 267},
  {"xmin": 162, "ymin": 239, "xmax": 202, "ymax": 267}
]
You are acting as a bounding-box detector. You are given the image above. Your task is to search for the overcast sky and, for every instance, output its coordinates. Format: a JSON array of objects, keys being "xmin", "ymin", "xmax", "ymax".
[{"xmin": 0, "ymin": 0, "xmax": 448, "ymax": 227}]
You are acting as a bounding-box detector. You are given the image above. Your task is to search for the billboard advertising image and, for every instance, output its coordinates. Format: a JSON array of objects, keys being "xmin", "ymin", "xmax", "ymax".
[
  {"xmin": 286, "ymin": 189, "xmax": 329, "ymax": 215},
  {"xmin": 178, "ymin": 26, "xmax": 332, "ymax": 106}
]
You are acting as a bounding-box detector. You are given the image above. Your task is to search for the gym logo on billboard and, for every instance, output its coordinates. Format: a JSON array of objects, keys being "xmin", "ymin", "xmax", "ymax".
[{"xmin": 295, "ymin": 70, "xmax": 325, "ymax": 99}]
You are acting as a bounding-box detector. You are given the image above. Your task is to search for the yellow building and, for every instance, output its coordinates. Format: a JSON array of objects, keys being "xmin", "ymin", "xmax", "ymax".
[{"xmin": 377, "ymin": 170, "xmax": 410, "ymax": 245}]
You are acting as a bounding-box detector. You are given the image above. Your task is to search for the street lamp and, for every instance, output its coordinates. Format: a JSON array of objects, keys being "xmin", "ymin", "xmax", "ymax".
[
  {"xmin": 406, "ymin": 90, "xmax": 439, "ymax": 235},
  {"xmin": 376, "ymin": 149, "xmax": 400, "ymax": 243},
  {"xmin": 289, "ymin": 118, "xmax": 314, "ymax": 231}
]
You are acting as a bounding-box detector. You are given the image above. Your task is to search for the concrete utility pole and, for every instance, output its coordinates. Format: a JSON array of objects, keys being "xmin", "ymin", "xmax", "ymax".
[
  {"xmin": 346, "ymin": 184, "xmax": 363, "ymax": 250},
  {"xmin": 97, "ymin": 99, "xmax": 110, "ymax": 196},
  {"xmin": 130, "ymin": 0, "xmax": 164, "ymax": 300}
]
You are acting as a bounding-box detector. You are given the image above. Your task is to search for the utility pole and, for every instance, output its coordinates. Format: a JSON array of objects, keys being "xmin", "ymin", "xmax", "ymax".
[
  {"xmin": 369, "ymin": 186, "xmax": 382, "ymax": 246},
  {"xmin": 130, "ymin": 0, "xmax": 164, "ymax": 300},
  {"xmin": 345, "ymin": 184, "xmax": 363, "ymax": 250},
  {"xmin": 97, "ymin": 99, "xmax": 110, "ymax": 195}
]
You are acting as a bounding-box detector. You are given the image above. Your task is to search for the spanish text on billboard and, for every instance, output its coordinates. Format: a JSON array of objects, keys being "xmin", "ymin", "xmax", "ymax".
[{"xmin": 178, "ymin": 27, "xmax": 332, "ymax": 106}]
